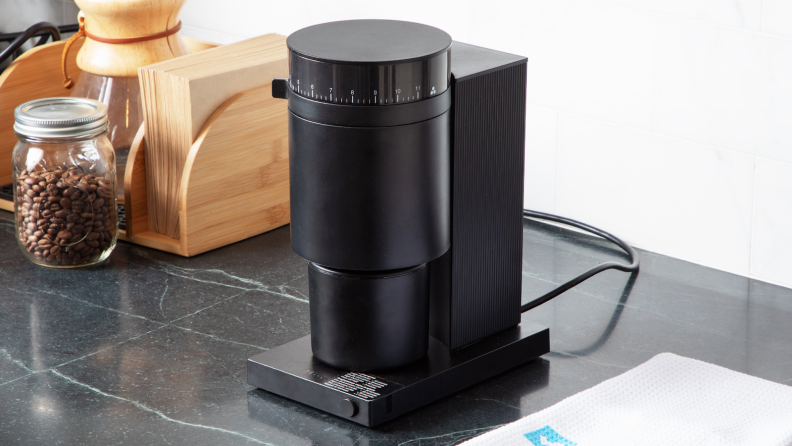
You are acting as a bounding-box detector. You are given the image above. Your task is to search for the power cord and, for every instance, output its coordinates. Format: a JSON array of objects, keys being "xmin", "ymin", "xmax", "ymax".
[{"xmin": 520, "ymin": 209, "xmax": 640, "ymax": 313}]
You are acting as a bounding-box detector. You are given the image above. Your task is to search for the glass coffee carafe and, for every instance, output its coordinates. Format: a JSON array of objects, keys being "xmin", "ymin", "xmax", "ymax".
[{"xmin": 64, "ymin": 0, "xmax": 190, "ymax": 202}]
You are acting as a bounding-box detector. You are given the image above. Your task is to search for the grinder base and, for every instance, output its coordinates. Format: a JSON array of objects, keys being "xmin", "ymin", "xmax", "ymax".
[{"xmin": 247, "ymin": 313, "xmax": 549, "ymax": 427}]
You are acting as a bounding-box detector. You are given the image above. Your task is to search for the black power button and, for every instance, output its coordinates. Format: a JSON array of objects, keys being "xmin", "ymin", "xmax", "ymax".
[{"xmin": 341, "ymin": 398, "xmax": 358, "ymax": 418}]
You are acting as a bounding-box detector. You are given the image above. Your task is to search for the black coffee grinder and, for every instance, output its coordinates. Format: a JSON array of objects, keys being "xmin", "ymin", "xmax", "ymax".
[{"xmin": 247, "ymin": 19, "xmax": 550, "ymax": 427}]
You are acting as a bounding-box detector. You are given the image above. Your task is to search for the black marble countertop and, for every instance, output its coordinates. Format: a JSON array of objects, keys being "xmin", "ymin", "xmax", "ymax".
[{"xmin": 1, "ymin": 209, "xmax": 791, "ymax": 445}]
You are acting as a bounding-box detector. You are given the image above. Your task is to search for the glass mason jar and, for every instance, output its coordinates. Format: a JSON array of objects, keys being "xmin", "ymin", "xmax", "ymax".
[
  {"xmin": 12, "ymin": 97, "xmax": 118, "ymax": 267},
  {"xmin": 71, "ymin": 72, "xmax": 143, "ymax": 203}
]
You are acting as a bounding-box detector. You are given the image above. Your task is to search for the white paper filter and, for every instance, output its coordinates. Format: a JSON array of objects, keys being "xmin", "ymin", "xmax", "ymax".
[{"xmin": 461, "ymin": 353, "xmax": 792, "ymax": 446}]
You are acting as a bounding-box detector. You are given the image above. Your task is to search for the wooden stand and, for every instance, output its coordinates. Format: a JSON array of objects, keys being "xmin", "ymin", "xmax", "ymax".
[
  {"xmin": 123, "ymin": 86, "xmax": 290, "ymax": 256},
  {"xmin": 0, "ymin": 38, "xmax": 291, "ymax": 257}
]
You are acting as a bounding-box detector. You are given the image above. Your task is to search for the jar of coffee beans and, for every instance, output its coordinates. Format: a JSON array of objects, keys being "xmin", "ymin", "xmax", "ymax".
[{"xmin": 12, "ymin": 97, "xmax": 118, "ymax": 267}]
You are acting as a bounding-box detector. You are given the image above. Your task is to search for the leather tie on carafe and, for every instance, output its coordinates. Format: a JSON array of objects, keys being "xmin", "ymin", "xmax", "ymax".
[{"xmin": 61, "ymin": 15, "xmax": 182, "ymax": 89}]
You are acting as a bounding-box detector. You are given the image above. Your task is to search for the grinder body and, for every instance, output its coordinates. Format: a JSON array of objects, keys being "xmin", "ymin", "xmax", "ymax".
[{"xmin": 279, "ymin": 20, "xmax": 453, "ymax": 371}]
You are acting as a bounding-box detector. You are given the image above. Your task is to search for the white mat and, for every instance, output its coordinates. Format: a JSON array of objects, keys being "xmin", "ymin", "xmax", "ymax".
[{"xmin": 461, "ymin": 353, "xmax": 792, "ymax": 446}]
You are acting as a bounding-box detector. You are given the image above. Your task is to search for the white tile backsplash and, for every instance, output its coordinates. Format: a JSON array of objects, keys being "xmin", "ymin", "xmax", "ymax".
[
  {"xmin": 524, "ymin": 106, "xmax": 558, "ymax": 213},
  {"xmin": 596, "ymin": 0, "xmax": 763, "ymax": 30},
  {"xmin": 556, "ymin": 115, "xmax": 755, "ymax": 276},
  {"xmin": 181, "ymin": 0, "xmax": 472, "ymax": 46},
  {"xmin": 301, "ymin": 0, "xmax": 474, "ymax": 44},
  {"xmin": 750, "ymin": 159, "xmax": 792, "ymax": 287},
  {"xmin": 656, "ymin": 18, "xmax": 792, "ymax": 165},
  {"xmin": 469, "ymin": 0, "xmax": 658, "ymax": 130},
  {"xmin": 0, "ymin": 0, "xmax": 63, "ymax": 33},
  {"xmin": 761, "ymin": 0, "xmax": 792, "ymax": 38},
  {"xmin": 180, "ymin": 25, "xmax": 246, "ymax": 45},
  {"xmin": 176, "ymin": 0, "xmax": 792, "ymax": 289},
  {"xmin": 180, "ymin": 0, "xmax": 308, "ymax": 38}
]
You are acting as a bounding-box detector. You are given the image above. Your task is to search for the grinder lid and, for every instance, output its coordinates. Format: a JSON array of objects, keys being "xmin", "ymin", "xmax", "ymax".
[
  {"xmin": 287, "ymin": 19, "xmax": 451, "ymax": 65},
  {"xmin": 285, "ymin": 20, "xmax": 452, "ymax": 106}
]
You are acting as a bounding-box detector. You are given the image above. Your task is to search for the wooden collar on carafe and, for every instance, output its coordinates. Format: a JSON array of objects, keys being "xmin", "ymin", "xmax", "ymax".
[{"xmin": 61, "ymin": 15, "xmax": 182, "ymax": 89}]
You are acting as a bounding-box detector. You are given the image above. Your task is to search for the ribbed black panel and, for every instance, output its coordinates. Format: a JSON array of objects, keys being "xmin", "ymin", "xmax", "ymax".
[{"xmin": 432, "ymin": 56, "xmax": 527, "ymax": 350}]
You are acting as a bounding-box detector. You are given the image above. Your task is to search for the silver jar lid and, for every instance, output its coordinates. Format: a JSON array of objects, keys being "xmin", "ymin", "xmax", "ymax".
[{"xmin": 14, "ymin": 97, "xmax": 108, "ymax": 139}]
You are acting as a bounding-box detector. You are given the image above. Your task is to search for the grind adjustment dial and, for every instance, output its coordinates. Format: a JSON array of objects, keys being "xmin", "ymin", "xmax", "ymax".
[{"xmin": 286, "ymin": 20, "xmax": 451, "ymax": 106}]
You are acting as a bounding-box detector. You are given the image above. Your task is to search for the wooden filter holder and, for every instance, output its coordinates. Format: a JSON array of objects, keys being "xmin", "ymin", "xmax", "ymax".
[{"xmin": 0, "ymin": 39, "xmax": 290, "ymax": 257}]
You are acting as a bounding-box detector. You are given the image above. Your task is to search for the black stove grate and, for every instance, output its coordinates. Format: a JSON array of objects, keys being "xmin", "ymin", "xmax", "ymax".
[
  {"xmin": 117, "ymin": 204, "xmax": 126, "ymax": 231},
  {"xmin": 0, "ymin": 184, "xmax": 12, "ymax": 202}
]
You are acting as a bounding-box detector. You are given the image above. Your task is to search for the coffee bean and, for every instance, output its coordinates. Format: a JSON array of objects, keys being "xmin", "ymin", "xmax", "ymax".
[{"xmin": 16, "ymin": 169, "xmax": 116, "ymax": 266}]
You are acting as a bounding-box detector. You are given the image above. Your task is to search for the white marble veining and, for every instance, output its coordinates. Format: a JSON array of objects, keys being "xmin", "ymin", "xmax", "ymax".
[
  {"xmin": 750, "ymin": 159, "xmax": 792, "ymax": 288},
  {"xmin": 524, "ymin": 106, "xmax": 558, "ymax": 213},
  {"xmin": 50, "ymin": 369, "xmax": 274, "ymax": 445},
  {"xmin": 656, "ymin": 18, "xmax": 792, "ymax": 164},
  {"xmin": 469, "ymin": 0, "xmax": 657, "ymax": 131},
  {"xmin": 556, "ymin": 114, "xmax": 755, "ymax": 276}
]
